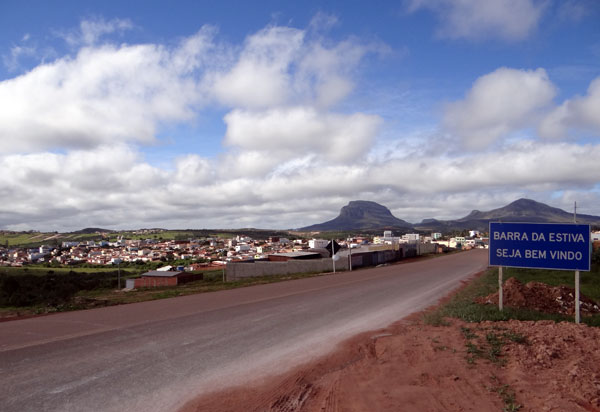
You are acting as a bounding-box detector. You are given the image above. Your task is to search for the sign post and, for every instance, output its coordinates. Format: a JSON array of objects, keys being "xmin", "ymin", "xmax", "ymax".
[
  {"xmin": 575, "ymin": 270, "xmax": 580, "ymax": 323},
  {"xmin": 574, "ymin": 204, "xmax": 580, "ymax": 324},
  {"xmin": 332, "ymin": 249, "xmax": 336, "ymax": 273},
  {"xmin": 327, "ymin": 241, "xmax": 340, "ymax": 273},
  {"xmin": 489, "ymin": 222, "xmax": 591, "ymax": 323},
  {"xmin": 498, "ymin": 266, "xmax": 503, "ymax": 311},
  {"xmin": 348, "ymin": 245, "xmax": 352, "ymax": 272}
]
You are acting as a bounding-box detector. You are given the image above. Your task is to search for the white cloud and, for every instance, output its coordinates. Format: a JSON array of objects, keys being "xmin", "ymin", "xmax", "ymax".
[
  {"xmin": 443, "ymin": 67, "xmax": 556, "ymax": 148},
  {"xmin": 0, "ymin": 27, "xmax": 215, "ymax": 154},
  {"xmin": 2, "ymin": 45, "xmax": 37, "ymax": 72},
  {"xmin": 295, "ymin": 40, "xmax": 369, "ymax": 108},
  {"xmin": 212, "ymin": 24, "xmax": 375, "ymax": 109},
  {"xmin": 173, "ymin": 154, "xmax": 214, "ymax": 186},
  {"xmin": 61, "ymin": 17, "xmax": 134, "ymax": 46},
  {"xmin": 539, "ymin": 76, "xmax": 600, "ymax": 139},
  {"xmin": 217, "ymin": 150, "xmax": 282, "ymax": 179},
  {"xmin": 223, "ymin": 107, "xmax": 382, "ymax": 163},
  {"xmin": 406, "ymin": 0, "xmax": 547, "ymax": 41},
  {"xmin": 212, "ymin": 26, "xmax": 305, "ymax": 108},
  {"xmin": 308, "ymin": 12, "xmax": 339, "ymax": 32},
  {"xmin": 557, "ymin": 0, "xmax": 598, "ymax": 22}
]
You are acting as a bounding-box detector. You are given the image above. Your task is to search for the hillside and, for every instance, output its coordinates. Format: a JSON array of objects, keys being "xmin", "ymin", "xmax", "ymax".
[
  {"xmin": 415, "ymin": 198, "xmax": 600, "ymax": 232},
  {"xmin": 299, "ymin": 200, "xmax": 412, "ymax": 231}
]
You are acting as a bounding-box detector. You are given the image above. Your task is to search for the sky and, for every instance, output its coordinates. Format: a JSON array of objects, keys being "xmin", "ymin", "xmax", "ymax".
[{"xmin": 0, "ymin": 0, "xmax": 599, "ymax": 232}]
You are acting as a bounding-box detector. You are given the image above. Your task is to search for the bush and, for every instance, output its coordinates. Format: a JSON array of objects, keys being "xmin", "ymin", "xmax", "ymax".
[
  {"xmin": 0, "ymin": 270, "xmax": 120, "ymax": 307},
  {"xmin": 592, "ymin": 248, "xmax": 600, "ymax": 265}
]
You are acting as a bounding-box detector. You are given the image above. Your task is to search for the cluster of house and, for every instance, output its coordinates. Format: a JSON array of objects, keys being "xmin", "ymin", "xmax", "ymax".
[
  {"xmin": 371, "ymin": 230, "xmax": 488, "ymax": 249},
  {"xmin": 0, "ymin": 231, "xmax": 491, "ymax": 269}
]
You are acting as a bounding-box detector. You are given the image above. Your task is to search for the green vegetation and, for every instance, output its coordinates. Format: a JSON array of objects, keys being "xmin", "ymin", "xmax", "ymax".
[
  {"xmin": 77, "ymin": 270, "xmax": 329, "ymax": 304},
  {"xmin": 0, "ymin": 228, "xmax": 304, "ymax": 248},
  {"xmin": 0, "ymin": 232, "xmax": 56, "ymax": 247},
  {"xmin": 0, "ymin": 266, "xmax": 140, "ymax": 276},
  {"xmin": 0, "ymin": 266, "xmax": 333, "ymax": 317},
  {"xmin": 424, "ymin": 253, "xmax": 600, "ymax": 327},
  {"xmin": 489, "ymin": 375, "xmax": 522, "ymax": 412},
  {"xmin": 0, "ymin": 269, "xmax": 132, "ymax": 307},
  {"xmin": 457, "ymin": 324, "xmax": 526, "ymax": 410},
  {"xmin": 0, "ymin": 231, "xmax": 106, "ymax": 248},
  {"xmin": 461, "ymin": 325, "xmax": 526, "ymax": 366}
]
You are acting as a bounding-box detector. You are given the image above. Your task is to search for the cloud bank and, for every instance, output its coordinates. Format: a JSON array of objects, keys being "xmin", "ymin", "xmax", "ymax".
[{"xmin": 0, "ymin": 15, "xmax": 599, "ymax": 231}]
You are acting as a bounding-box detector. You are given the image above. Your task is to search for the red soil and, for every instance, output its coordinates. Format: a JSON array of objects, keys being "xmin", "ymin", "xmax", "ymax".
[
  {"xmin": 477, "ymin": 276, "xmax": 600, "ymax": 316},
  {"xmin": 181, "ymin": 279, "xmax": 600, "ymax": 412}
]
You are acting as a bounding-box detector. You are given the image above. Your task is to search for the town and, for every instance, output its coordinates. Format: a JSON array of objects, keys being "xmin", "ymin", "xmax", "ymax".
[{"xmin": 0, "ymin": 229, "xmax": 488, "ymax": 269}]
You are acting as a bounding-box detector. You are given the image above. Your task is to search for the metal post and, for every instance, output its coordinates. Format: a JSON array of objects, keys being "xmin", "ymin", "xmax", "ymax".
[
  {"xmin": 573, "ymin": 203, "xmax": 580, "ymax": 324},
  {"xmin": 331, "ymin": 240, "xmax": 336, "ymax": 273},
  {"xmin": 575, "ymin": 270, "xmax": 580, "ymax": 324},
  {"xmin": 349, "ymin": 244, "xmax": 352, "ymax": 271},
  {"xmin": 117, "ymin": 262, "xmax": 121, "ymax": 290},
  {"xmin": 222, "ymin": 267, "xmax": 225, "ymax": 283},
  {"xmin": 498, "ymin": 266, "xmax": 503, "ymax": 311}
]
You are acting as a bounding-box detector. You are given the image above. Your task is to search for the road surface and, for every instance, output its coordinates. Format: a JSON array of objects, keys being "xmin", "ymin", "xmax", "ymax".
[{"xmin": 0, "ymin": 249, "xmax": 487, "ymax": 412}]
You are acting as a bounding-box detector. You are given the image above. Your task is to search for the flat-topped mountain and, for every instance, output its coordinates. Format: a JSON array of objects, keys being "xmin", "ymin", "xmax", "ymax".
[
  {"xmin": 71, "ymin": 227, "xmax": 114, "ymax": 234},
  {"xmin": 299, "ymin": 200, "xmax": 412, "ymax": 231}
]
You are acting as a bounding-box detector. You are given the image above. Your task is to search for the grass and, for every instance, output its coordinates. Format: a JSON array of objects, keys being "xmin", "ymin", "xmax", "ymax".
[
  {"xmin": 424, "ymin": 262, "xmax": 600, "ymax": 327},
  {"xmin": 0, "ymin": 232, "xmax": 55, "ymax": 247},
  {"xmin": 0, "ymin": 266, "xmax": 141, "ymax": 276},
  {"xmin": 1, "ymin": 269, "xmax": 334, "ymax": 317},
  {"xmin": 0, "ymin": 228, "xmax": 301, "ymax": 247},
  {"xmin": 461, "ymin": 326, "xmax": 510, "ymax": 365},
  {"xmin": 420, "ymin": 260, "xmax": 600, "ymax": 411},
  {"xmin": 490, "ymin": 376, "xmax": 522, "ymax": 412}
]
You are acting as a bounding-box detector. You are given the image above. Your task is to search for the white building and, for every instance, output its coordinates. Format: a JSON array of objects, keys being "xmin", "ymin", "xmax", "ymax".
[
  {"xmin": 309, "ymin": 239, "xmax": 329, "ymax": 249},
  {"xmin": 402, "ymin": 233, "xmax": 420, "ymax": 243},
  {"xmin": 449, "ymin": 237, "xmax": 466, "ymax": 248},
  {"xmin": 374, "ymin": 232, "xmax": 403, "ymax": 245},
  {"xmin": 235, "ymin": 244, "xmax": 250, "ymax": 252}
]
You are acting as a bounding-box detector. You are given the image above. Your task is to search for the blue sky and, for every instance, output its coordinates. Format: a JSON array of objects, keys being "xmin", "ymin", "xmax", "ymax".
[{"xmin": 0, "ymin": 0, "xmax": 599, "ymax": 231}]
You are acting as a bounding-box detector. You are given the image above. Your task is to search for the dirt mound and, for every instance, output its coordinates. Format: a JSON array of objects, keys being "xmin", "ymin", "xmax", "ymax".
[
  {"xmin": 496, "ymin": 319, "xmax": 600, "ymax": 410},
  {"xmin": 476, "ymin": 277, "xmax": 600, "ymax": 316}
]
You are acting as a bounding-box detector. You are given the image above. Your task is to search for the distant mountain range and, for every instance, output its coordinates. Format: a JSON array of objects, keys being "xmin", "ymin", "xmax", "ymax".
[{"xmin": 299, "ymin": 198, "xmax": 600, "ymax": 232}]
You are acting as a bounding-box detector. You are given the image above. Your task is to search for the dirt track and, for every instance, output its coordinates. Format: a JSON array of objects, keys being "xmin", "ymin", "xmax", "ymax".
[{"xmin": 182, "ymin": 297, "xmax": 600, "ymax": 412}]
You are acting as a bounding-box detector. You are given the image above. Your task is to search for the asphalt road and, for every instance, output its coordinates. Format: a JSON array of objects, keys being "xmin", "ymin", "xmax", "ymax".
[{"xmin": 0, "ymin": 249, "xmax": 488, "ymax": 412}]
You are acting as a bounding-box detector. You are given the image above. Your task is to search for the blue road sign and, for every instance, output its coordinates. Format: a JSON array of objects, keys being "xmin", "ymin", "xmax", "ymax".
[{"xmin": 489, "ymin": 222, "xmax": 591, "ymax": 271}]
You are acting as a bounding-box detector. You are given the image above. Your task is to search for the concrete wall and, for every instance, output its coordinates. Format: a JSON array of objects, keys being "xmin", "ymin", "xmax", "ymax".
[
  {"xmin": 226, "ymin": 242, "xmax": 443, "ymax": 281},
  {"xmin": 418, "ymin": 242, "xmax": 438, "ymax": 255},
  {"xmin": 226, "ymin": 257, "xmax": 349, "ymax": 281}
]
